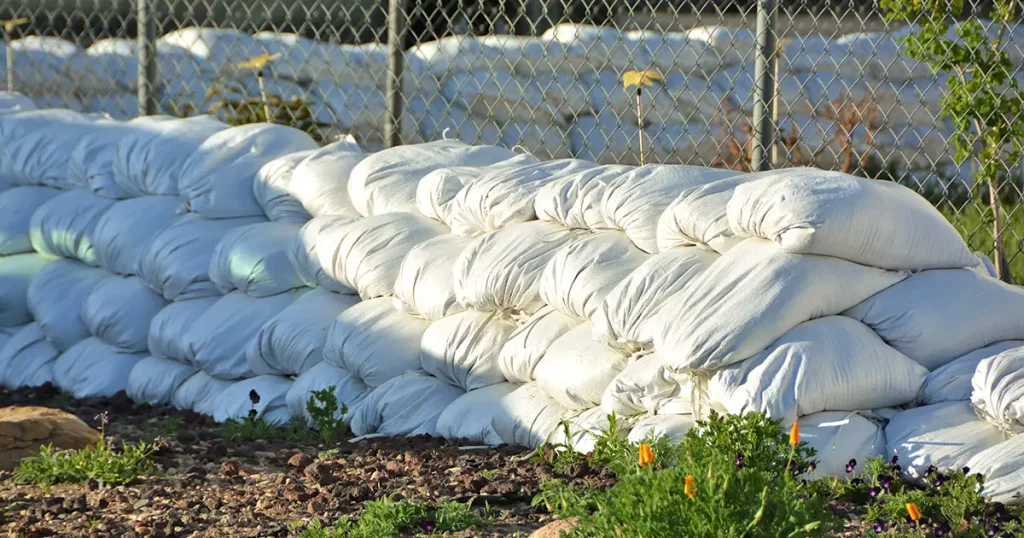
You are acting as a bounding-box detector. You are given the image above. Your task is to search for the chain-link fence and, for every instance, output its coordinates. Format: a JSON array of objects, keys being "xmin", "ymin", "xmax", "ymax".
[{"xmin": 1, "ymin": 0, "xmax": 1023, "ymax": 282}]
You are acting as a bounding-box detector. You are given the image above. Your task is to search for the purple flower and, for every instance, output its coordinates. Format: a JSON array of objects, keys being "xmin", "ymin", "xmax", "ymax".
[
  {"xmin": 248, "ymin": 409, "xmax": 258, "ymax": 420},
  {"xmin": 249, "ymin": 390, "xmax": 261, "ymax": 405},
  {"xmin": 868, "ymin": 486, "xmax": 881, "ymax": 498},
  {"xmin": 806, "ymin": 461, "xmax": 816, "ymax": 473},
  {"xmin": 879, "ymin": 474, "xmax": 893, "ymax": 490},
  {"xmin": 422, "ymin": 520, "xmax": 436, "ymax": 533},
  {"xmin": 890, "ymin": 455, "xmax": 899, "ymax": 467},
  {"xmin": 845, "ymin": 459, "xmax": 857, "ymax": 474},
  {"xmin": 925, "ymin": 465, "xmax": 938, "ymax": 476},
  {"xmin": 987, "ymin": 526, "xmax": 1000, "ymax": 537},
  {"xmin": 851, "ymin": 478, "xmax": 863, "ymax": 486},
  {"xmin": 735, "ymin": 453, "xmax": 745, "ymax": 469},
  {"xmin": 94, "ymin": 411, "xmax": 109, "ymax": 426},
  {"xmin": 908, "ymin": 520, "xmax": 917, "ymax": 529},
  {"xmin": 934, "ymin": 476, "xmax": 945, "ymax": 488},
  {"xmin": 962, "ymin": 466, "xmax": 971, "ymax": 475},
  {"xmin": 934, "ymin": 523, "xmax": 950, "ymax": 536},
  {"xmin": 873, "ymin": 522, "xmax": 885, "ymax": 533}
]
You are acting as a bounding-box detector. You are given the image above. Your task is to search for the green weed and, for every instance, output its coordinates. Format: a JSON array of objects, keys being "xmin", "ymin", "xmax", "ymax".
[
  {"xmin": 291, "ymin": 496, "xmax": 484, "ymax": 538},
  {"xmin": 306, "ymin": 387, "xmax": 349, "ymax": 444}
]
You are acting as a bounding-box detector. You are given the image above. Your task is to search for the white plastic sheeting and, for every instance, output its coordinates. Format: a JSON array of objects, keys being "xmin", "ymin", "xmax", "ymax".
[
  {"xmin": 533, "ymin": 164, "xmax": 631, "ymax": 231},
  {"xmin": 435, "ymin": 383, "xmax": 518, "ymax": 444},
  {"xmin": 393, "ymin": 234, "xmax": 472, "ymax": 321},
  {"xmin": 534, "ymin": 323, "xmax": 629, "ymax": 410},
  {"xmin": 81, "ymin": 276, "xmax": 169, "ymax": 352},
  {"xmin": 253, "ymin": 150, "xmax": 316, "ymax": 223},
  {"xmin": 491, "ymin": 382, "xmax": 567, "ymax": 448},
  {"xmin": 213, "ymin": 375, "xmax": 294, "ymax": 425},
  {"xmin": 288, "ymin": 138, "xmax": 365, "ymax": 218},
  {"xmin": 0, "ymin": 187, "xmax": 61, "ymax": 255},
  {"xmin": 29, "ymin": 190, "xmax": 115, "ymax": 265},
  {"xmin": 0, "ymin": 254, "xmax": 53, "ymax": 328},
  {"xmin": 209, "ymin": 221, "xmax": 305, "ymax": 298},
  {"xmin": 92, "ymin": 196, "xmax": 182, "ymax": 276},
  {"xmin": 323, "ymin": 298, "xmax": 430, "ymax": 388},
  {"xmin": 288, "ymin": 215, "xmax": 357, "ymax": 293},
  {"xmin": 113, "ymin": 115, "xmax": 229, "ymax": 197},
  {"xmin": 919, "ymin": 341, "xmax": 1024, "ymax": 406},
  {"xmin": 498, "ymin": 306, "xmax": 580, "ymax": 384},
  {"xmin": 52, "ymin": 337, "xmax": 146, "ymax": 398},
  {"xmin": 420, "ymin": 310, "xmax": 517, "ymax": 390},
  {"xmin": 148, "ymin": 297, "xmax": 218, "ymax": 362},
  {"xmin": 27, "ymin": 259, "xmax": 109, "ymax": 351},
  {"xmin": 0, "ymin": 323, "xmax": 59, "ymax": 389},
  {"xmin": 286, "ymin": 361, "xmax": 369, "ymax": 424},
  {"xmin": 349, "ymin": 371, "xmax": 465, "ymax": 437},
  {"xmin": 971, "ymin": 348, "xmax": 1024, "ymax": 434},
  {"xmin": 126, "ymin": 356, "xmax": 198, "ymax": 405},
  {"xmin": 965, "ymin": 435, "xmax": 1024, "ymax": 505}
]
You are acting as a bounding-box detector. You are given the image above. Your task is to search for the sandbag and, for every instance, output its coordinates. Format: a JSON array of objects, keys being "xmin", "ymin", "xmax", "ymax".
[
  {"xmin": 453, "ymin": 221, "xmax": 587, "ymax": 314},
  {"xmin": 534, "ymin": 324, "xmax": 629, "ymax": 410},
  {"xmin": 69, "ymin": 120, "xmax": 166, "ymax": 199},
  {"xmin": 209, "ymin": 221, "xmax": 305, "ymax": 298},
  {"xmin": 0, "ymin": 323, "xmax": 58, "ymax": 389},
  {"xmin": 440, "ymin": 69, "xmax": 564, "ymax": 125},
  {"xmin": 0, "ymin": 186, "xmax": 60, "ymax": 255},
  {"xmin": 563, "ymin": 407, "xmax": 635, "ymax": 454},
  {"xmin": 213, "ymin": 375, "xmax": 294, "ymax": 425},
  {"xmin": 286, "ymin": 361, "xmax": 369, "ymax": 424},
  {"xmin": 592, "ymin": 248, "xmax": 718, "ymax": 353},
  {"xmin": 971, "ymin": 348, "xmax": 1024, "ymax": 434},
  {"xmin": 420, "ymin": 310, "xmax": 517, "ymax": 390},
  {"xmin": 965, "ymin": 435, "xmax": 1024, "ymax": 505},
  {"xmin": 27, "ymin": 259, "xmax": 109, "ymax": 351},
  {"xmin": 416, "ymin": 166, "xmax": 494, "ymax": 224},
  {"xmin": 919, "ymin": 341, "xmax": 1024, "ymax": 406},
  {"xmin": 393, "ymin": 235, "xmax": 472, "ymax": 321},
  {"xmin": 349, "ymin": 371, "xmax": 465, "ymax": 437},
  {"xmin": 727, "ymin": 170, "xmax": 976, "ymax": 270},
  {"xmin": 316, "ymin": 212, "xmax": 448, "ymax": 300},
  {"xmin": 709, "ymin": 317, "xmax": 928, "ymax": 422},
  {"xmin": 323, "ymin": 298, "xmax": 430, "ymax": 388},
  {"xmin": 178, "ymin": 124, "xmax": 318, "ymax": 218},
  {"xmin": 183, "ymin": 289, "xmax": 308, "ymax": 380},
  {"xmin": 602, "ymin": 353, "xmax": 690, "ymax": 418},
  {"xmin": 491, "ymin": 382, "xmax": 568, "ymax": 448},
  {"xmin": 113, "ymin": 115, "xmax": 229, "ymax": 197},
  {"xmin": 627, "ymin": 414, "xmax": 697, "ymax": 445},
  {"xmin": 171, "ymin": 371, "xmax": 233, "ymax": 416},
  {"xmin": 601, "ymin": 165, "xmax": 739, "ymax": 254},
  {"xmin": 29, "ymin": 190, "xmax": 116, "ymax": 265},
  {"xmin": 126, "ymin": 356, "xmax": 198, "ymax": 405},
  {"xmin": 148, "ymin": 297, "xmax": 219, "ymax": 362},
  {"xmin": 52, "ymin": 337, "xmax": 146, "ymax": 398},
  {"xmin": 81, "ymin": 275, "xmax": 169, "ymax": 352},
  {"xmin": 248, "ymin": 288, "xmax": 360, "ymax": 376},
  {"xmin": 91, "ymin": 195, "xmax": 182, "ymax": 275},
  {"xmin": 656, "ymin": 173, "xmax": 761, "ymax": 253},
  {"xmin": 288, "ymin": 139, "xmax": 365, "ymax": 218},
  {"xmin": 0, "ymin": 92, "xmax": 36, "ymax": 115},
  {"xmin": 446, "ymin": 157, "xmax": 597, "ymax": 237},
  {"xmin": 534, "ymin": 164, "xmax": 631, "ymax": 230},
  {"xmin": 885, "ymin": 401, "xmax": 1006, "ymax": 482},
  {"xmin": 253, "ymin": 150, "xmax": 316, "ymax": 223},
  {"xmin": 0, "ymin": 253, "xmax": 54, "ymax": 328},
  {"xmin": 348, "ymin": 140, "xmax": 517, "ymax": 217},
  {"xmin": 798, "ymin": 412, "xmax": 886, "ymax": 480},
  {"xmin": 136, "ymin": 214, "xmax": 266, "ymax": 301},
  {"xmin": 0, "ymin": 110, "xmax": 105, "ymax": 188},
  {"xmin": 499, "ymin": 306, "xmax": 580, "ymax": 384},
  {"xmin": 539, "ymin": 231, "xmax": 648, "ymax": 322},
  {"xmin": 844, "ymin": 269, "xmax": 1024, "ymax": 370},
  {"xmin": 653, "ymin": 238, "xmax": 907, "ymax": 374},
  {"xmin": 288, "ymin": 215, "xmax": 357, "ymax": 293},
  {"xmin": 435, "ymin": 383, "xmax": 518, "ymax": 444},
  {"xmin": 157, "ymin": 28, "xmax": 264, "ymax": 77}
]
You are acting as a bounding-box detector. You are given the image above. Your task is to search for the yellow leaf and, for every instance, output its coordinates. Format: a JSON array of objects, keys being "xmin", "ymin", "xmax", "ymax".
[
  {"xmin": 237, "ymin": 52, "xmax": 281, "ymax": 71},
  {"xmin": 622, "ymin": 69, "xmax": 663, "ymax": 91},
  {"xmin": 2, "ymin": 17, "xmax": 30, "ymax": 32}
]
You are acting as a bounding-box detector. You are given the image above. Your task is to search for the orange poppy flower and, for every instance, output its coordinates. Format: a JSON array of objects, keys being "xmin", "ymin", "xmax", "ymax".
[
  {"xmin": 789, "ymin": 422, "xmax": 800, "ymax": 446},
  {"xmin": 638, "ymin": 443, "xmax": 655, "ymax": 467},
  {"xmin": 684, "ymin": 475, "xmax": 697, "ymax": 498},
  {"xmin": 906, "ymin": 502, "xmax": 921, "ymax": 522}
]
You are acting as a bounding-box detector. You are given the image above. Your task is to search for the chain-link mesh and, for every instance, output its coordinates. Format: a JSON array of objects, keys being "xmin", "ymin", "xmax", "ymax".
[{"xmin": 1, "ymin": 0, "xmax": 1022, "ymax": 281}]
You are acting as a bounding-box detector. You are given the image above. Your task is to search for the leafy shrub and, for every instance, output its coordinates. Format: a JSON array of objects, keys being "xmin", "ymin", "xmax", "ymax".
[
  {"xmin": 291, "ymin": 496, "xmax": 483, "ymax": 538},
  {"xmin": 306, "ymin": 386, "xmax": 348, "ymax": 444}
]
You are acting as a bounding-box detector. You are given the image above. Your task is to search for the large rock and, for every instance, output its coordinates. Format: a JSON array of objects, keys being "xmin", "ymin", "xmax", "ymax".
[
  {"xmin": 0, "ymin": 406, "xmax": 100, "ymax": 470},
  {"xmin": 530, "ymin": 518, "xmax": 578, "ymax": 538}
]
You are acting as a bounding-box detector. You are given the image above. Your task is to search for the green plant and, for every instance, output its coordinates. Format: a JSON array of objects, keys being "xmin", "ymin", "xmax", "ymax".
[
  {"xmin": 290, "ymin": 496, "xmax": 484, "ymax": 537},
  {"xmin": 306, "ymin": 387, "xmax": 349, "ymax": 444},
  {"xmin": 318, "ymin": 448, "xmax": 342, "ymax": 460},
  {"xmin": 531, "ymin": 479, "xmax": 600, "ymax": 518},
  {"xmin": 205, "ymin": 79, "xmax": 333, "ymax": 145},
  {"xmin": 220, "ymin": 390, "xmax": 279, "ymax": 441},
  {"xmin": 161, "ymin": 417, "xmax": 181, "ymax": 436}
]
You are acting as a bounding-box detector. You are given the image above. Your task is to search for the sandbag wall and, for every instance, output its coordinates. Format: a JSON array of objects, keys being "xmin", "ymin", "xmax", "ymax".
[{"xmin": 2, "ymin": 95, "xmax": 1024, "ymax": 504}]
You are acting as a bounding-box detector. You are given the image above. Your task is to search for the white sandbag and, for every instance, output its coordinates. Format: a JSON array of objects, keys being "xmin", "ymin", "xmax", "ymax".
[
  {"xmin": 171, "ymin": 371, "xmax": 232, "ymax": 416},
  {"xmin": 534, "ymin": 323, "xmax": 629, "ymax": 410},
  {"xmin": 52, "ymin": 337, "xmax": 146, "ymax": 398},
  {"xmin": 27, "ymin": 259, "xmax": 109, "ymax": 351},
  {"xmin": 454, "ymin": 221, "xmax": 587, "ymax": 314},
  {"xmin": 348, "ymin": 139, "xmax": 516, "ymax": 217},
  {"xmin": 534, "ymin": 165, "xmax": 631, "ymax": 230},
  {"xmin": 965, "ymin": 435, "xmax": 1024, "ymax": 505},
  {"xmin": 685, "ymin": 25, "xmax": 754, "ymax": 67},
  {"xmin": 539, "ymin": 232, "xmax": 648, "ymax": 322},
  {"xmin": 69, "ymin": 38, "xmax": 202, "ymax": 93},
  {"xmin": 656, "ymin": 173, "xmax": 761, "ymax": 253},
  {"xmin": 420, "ymin": 310, "xmax": 517, "ymax": 391},
  {"xmin": 69, "ymin": 120, "xmax": 165, "ymax": 199},
  {"xmin": 407, "ymin": 95, "xmax": 500, "ymax": 148},
  {"xmin": 0, "ymin": 323, "xmax": 58, "ymax": 389},
  {"xmin": 436, "ymin": 383, "xmax": 518, "ymax": 444},
  {"xmin": 0, "ymin": 253, "xmax": 53, "ymax": 328},
  {"xmin": 542, "ymin": 24, "xmax": 650, "ymax": 73},
  {"xmin": 184, "ymin": 289, "xmax": 308, "ymax": 380},
  {"xmin": 136, "ymin": 214, "xmax": 266, "ymax": 301},
  {"xmin": 286, "ymin": 361, "xmax": 369, "ymax": 424},
  {"xmin": 0, "ymin": 187, "xmax": 60, "ymax": 255},
  {"xmin": 393, "ymin": 234, "xmax": 472, "ymax": 321},
  {"xmin": 311, "ymin": 81, "xmax": 387, "ymax": 133},
  {"xmin": 254, "ymin": 33, "xmax": 385, "ymax": 86},
  {"xmin": 602, "ymin": 353, "xmax": 690, "ymax": 418},
  {"xmin": 178, "ymin": 123, "xmax": 318, "ymax": 218},
  {"xmin": 592, "ymin": 248, "xmax": 718, "ymax": 353},
  {"xmin": 322, "ymin": 298, "xmax": 430, "ymax": 388},
  {"xmin": 654, "ymin": 238, "xmax": 907, "ymax": 374},
  {"xmin": 113, "ymin": 115, "xmax": 229, "ymax": 197},
  {"xmin": 709, "ymin": 317, "xmax": 928, "ymax": 422},
  {"xmin": 126, "ymin": 356, "xmax": 198, "ymax": 405},
  {"xmin": 0, "ymin": 112, "xmax": 106, "ymax": 189},
  {"xmin": 885, "ymin": 401, "xmax": 1006, "ymax": 482},
  {"xmin": 248, "ymin": 288, "xmax": 360, "ymax": 376},
  {"xmin": 316, "ymin": 212, "xmax": 448, "ymax": 300},
  {"xmin": 441, "ymin": 69, "xmax": 563, "ymax": 125},
  {"xmin": 148, "ymin": 297, "xmax": 219, "ymax": 362},
  {"xmin": 92, "ymin": 195, "xmax": 182, "ymax": 276},
  {"xmin": 491, "ymin": 382, "xmax": 568, "ymax": 448},
  {"xmin": 253, "ymin": 150, "xmax": 316, "ymax": 223},
  {"xmin": 727, "ymin": 170, "xmax": 976, "ymax": 270},
  {"xmin": 416, "ymin": 166, "xmax": 490, "ymax": 224},
  {"xmin": 799, "ymin": 412, "xmax": 886, "ymax": 480},
  {"xmin": 448, "ymin": 158, "xmax": 598, "ymax": 237},
  {"xmin": 602, "ymin": 165, "xmax": 740, "ymax": 254},
  {"xmin": 499, "ymin": 121, "xmax": 574, "ymax": 161},
  {"xmin": 81, "ymin": 93, "xmax": 139, "ymax": 121},
  {"xmin": 920, "ymin": 341, "xmax": 1024, "ymax": 405},
  {"xmin": 0, "ymin": 92, "xmax": 36, "ymax": 115},
  {"xmin": 157, "ymin": 28, "xmax": 264, "ymax": 77},
  {"xmin": 81, "ymin": 276, "xmax": 168, "ymax": 352},
  {"xmin": 288, "ymin": 138, "xmax": 365, "ymax": 218},
  {"xmin": 971, "ymin": 348, "xmax": 1024, "ymax": 434},
  {"xmin": 288, "ymin": 215, "xmax": 357, "ymax": 293},
  {"xmin": 213, "ymin": 375, "xmax": 293, "ymax": 425},
  {"xmin": 29, "ymin": 190, "xmax": 116, "ymax": 265},
  {"xmin": 209, "ymin": 221, "xmax": 305, "ymax": 298},
  {"xmin": 627, "ymin": 414, "xmax": 697, "ymax": 445},
  {"xmin": 563, "ymin": 407, "xmax": 635, "ymax": 454},
  {"xmin": 499, "ymin": 306, "xmax": 580, "ymax": 384},
  {"xmin": 349, "ymin": 371, "xmax": 465, "ymax": 437},
  {"xmin": 844, "ymin": 269, "xmax": 1024, "ymax": 370}
]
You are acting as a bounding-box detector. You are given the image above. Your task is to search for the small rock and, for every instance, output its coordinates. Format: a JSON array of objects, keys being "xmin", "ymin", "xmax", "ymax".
[
  {"xmin": 530, "ymin": 518, "xmax": 578, "ymax": 538},
  {"xmin": 94, "ymin": 498, "xmax": 109, "ymax": 510},
  {"xmin": 205, "ymin": 442, "xmax": 228, "ymax": 460},
  {"xmin": 133, "ymin": 499, "xmax": 150, "ymax": 510},
  {"xmin": 85, "ymin": 478, "xmax": 100, "ymax": 491},
  {"xmin": 307, "ymin": 499, "xmax": 324, "ymax": 514},
  {"xmin": 255, "ymin": 497, "xmax": 272, "ymax": 511},
  {"xmin": 282, "ymin": 487, "xmax": 313, "ymax": 503},
  {"xmin": 220, "ymin": 460, "xmax": 240, "ymax": 477},
  {"xmin": 288, "ymin": 453, "xmax": 312, "ymax": 469}
]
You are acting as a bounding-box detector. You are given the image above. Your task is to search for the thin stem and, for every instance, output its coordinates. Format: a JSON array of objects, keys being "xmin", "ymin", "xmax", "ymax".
[
  {"xmin": 636, "ymin": 88, "xmax": 646, "ymax": 166},
  {"xmin": 257, "ymin": 71, "xmax": 273, "ymax": 124}
]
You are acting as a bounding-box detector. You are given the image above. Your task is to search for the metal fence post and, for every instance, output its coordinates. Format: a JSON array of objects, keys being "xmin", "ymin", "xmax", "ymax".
[
  {"xmin": 136, "ymin": 0, "xmax": 157, "ymax": 116},
  {"xmin": 750, "ymin": 0, "xmax": 779, "ymax": 172},
  {"xmin": 384, "ymin": 0, "xmax": 406, "ymax": 148}
]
